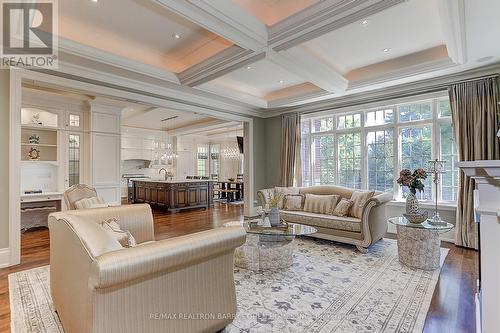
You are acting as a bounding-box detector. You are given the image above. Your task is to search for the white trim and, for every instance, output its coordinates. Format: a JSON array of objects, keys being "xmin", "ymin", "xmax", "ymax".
[
  {"xmin": 0, "ymin": 248, "xmax": 10, "ymax": 269},
  {"xmin": 9, "ymin": 68, "xmax": 22, "ymax": 266},
  {"xmin": 438, "ymin": 0, "xmax": 467, "ymax": 64}
]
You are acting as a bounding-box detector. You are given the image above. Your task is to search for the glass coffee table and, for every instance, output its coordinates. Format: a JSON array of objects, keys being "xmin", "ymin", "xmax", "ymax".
[
  {"xmin": 388, "ymin": 217, "xmax": 454, "ymax": 270},
  {"xmin": 225, "ymin": 219, "xmax": 317, "ymax": 271}
]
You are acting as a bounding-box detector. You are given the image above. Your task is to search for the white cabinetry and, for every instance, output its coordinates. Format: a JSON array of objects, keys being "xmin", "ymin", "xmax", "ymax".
[
  {"xmin": 89, "ymin": 102, "xmax": 122, "ymax": 204},
  {"xmin": 121, "ymin": 127, "xmax": 171, "ymax": 167}
]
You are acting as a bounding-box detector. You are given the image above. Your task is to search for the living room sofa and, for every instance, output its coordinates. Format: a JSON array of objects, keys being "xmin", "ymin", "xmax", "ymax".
[
  {"xmin": 257, "ymin": 185, "xmax": 392, "ymax": 252},
  {"xmin": 48, "ymin": 204, "xmax": 246, "ymax": 333}
]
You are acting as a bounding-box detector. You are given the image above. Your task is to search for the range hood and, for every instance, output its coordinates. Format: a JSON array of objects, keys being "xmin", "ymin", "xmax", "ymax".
[{"xmin": 122, "ymin": 159, "xmax": 152, "ymax": 168}]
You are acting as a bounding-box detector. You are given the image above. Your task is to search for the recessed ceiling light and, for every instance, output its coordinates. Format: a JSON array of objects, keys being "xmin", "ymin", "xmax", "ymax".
[
  {"xmin": 91, "ymin": 0, "xmax": 98, "ymax": 2},
  {"xmin": 360, "ymin": 19, "xmax": 370, "ymax": 27},
  {"xmin": 246, "ymin": 66, "xmax": 252, "ymax": 70},
  {"xmin": 172, "ymin": 33, "xmax": 182, "ymax": 39},
  {"xmin": 278, "ymin": 80, "xmax": 284, "ymax": 84},
  {"xmin": 477, "ymin": 56, "xmax": 493, "ymax": 63},
  {"xmin": 383, "ymin": 48, "xmax": 390, "ymax": 53}
]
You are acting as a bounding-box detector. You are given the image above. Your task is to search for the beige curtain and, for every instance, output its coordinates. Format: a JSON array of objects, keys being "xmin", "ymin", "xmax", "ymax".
[
  {"xmin": 281, "ymin": 113, "xmax": 301, "ymax": 187},
  {"xmin": 449, "ymin": 76, "xmax": 500, "ymax": 249}
]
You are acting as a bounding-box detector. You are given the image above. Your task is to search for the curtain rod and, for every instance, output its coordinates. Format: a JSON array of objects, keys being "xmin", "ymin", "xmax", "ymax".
[{"xmin": 448, "ymin": 73, "xmax": 499, "ymax": 86}]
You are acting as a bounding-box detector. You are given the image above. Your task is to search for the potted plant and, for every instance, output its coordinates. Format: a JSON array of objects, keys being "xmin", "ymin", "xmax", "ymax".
[
  {"xmin": 266, "ymin": 189, "xmax": 284, "ymax": 227},
  {"xmin": 397, "ymin": 168, "xmax": 428, "ymax": 214}
]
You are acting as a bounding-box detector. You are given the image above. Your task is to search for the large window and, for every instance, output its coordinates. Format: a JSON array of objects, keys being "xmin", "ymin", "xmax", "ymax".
[{"xmin": 300, "ymin": 95, "xmax": 459, "ymax": 203}]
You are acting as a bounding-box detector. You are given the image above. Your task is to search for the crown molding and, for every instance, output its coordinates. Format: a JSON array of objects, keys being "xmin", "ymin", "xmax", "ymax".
[
  {"xmin": 347, "ymin": 57, "xmax": 457, "ymax": 90},
  {"xmin": 178, "ymin": 46, "xmax": 265, "ymax": 87},
  {"xmin": 269, "ymin": 0, "xmax": 406, "ymax": 51},
  {"xmin": 195, "ymin": 83, "xmax": 268, "ymax": 108},
  {"xmin": 263, "ymin": 62, "xmax": 500, "ymax": 117},
  {"xmin": 58, "ymin": 37, "xmax": 180, "ymax": 84},
  {"xmin": 154, "ymin": 0, "xmax": 267, "ymax": 51},
  {"xmin": 438, "ymin": 0, "xmax": 467, "ymax": 64},
  {"xmin": 267, "ymin": 89, "xmax": 331, "ymax": 109}
]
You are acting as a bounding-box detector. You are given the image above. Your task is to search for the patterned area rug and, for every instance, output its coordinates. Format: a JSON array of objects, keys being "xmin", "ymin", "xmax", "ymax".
[{"xmin": 9, "ymin": 238, "xmax": 447, "ymax": 333}]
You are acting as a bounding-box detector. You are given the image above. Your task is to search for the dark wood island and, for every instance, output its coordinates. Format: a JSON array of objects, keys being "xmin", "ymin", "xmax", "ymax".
[{"xmin": 131, "ymin": 179, "xmax": 214, "ymax": 213}]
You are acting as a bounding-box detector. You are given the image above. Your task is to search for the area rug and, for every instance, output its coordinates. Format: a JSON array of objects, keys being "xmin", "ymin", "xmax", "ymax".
[{"xmin": 9, "ymin": 238, "xmax": 448, "ymax": 333}]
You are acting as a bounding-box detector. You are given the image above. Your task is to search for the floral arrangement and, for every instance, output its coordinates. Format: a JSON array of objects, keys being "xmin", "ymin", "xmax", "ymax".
[
  {"xmin": 397, "ymin": 168, "xmax": 428, "ymax": 195},
  {"xmin": 267, "ymin": 189, "xmax": 284, "ymax": 209}
]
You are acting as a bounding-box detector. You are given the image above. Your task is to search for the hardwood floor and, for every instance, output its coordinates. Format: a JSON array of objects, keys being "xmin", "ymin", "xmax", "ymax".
[{"xmin": 0, "ymin": 203, "xmax": 477, "ymax": 333}]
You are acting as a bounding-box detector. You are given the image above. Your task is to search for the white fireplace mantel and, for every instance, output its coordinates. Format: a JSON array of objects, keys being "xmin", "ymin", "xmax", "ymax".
[{"xmin": 457, "ymin": 160, "xmax": 500, "ymax": 333}]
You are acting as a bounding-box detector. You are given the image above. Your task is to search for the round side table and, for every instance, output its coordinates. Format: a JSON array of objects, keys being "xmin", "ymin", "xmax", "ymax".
[{"xmin": 388, "ymin": 217, "xmax": 454, "ymax": 271}]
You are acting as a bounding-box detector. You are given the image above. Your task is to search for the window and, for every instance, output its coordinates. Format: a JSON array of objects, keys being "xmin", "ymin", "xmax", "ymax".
[
  {"xmin": 197, "ymin": 145, "xmax": 208, "ymax": 177},
  {"xmin": 300, "ymin": 94, "xmax": 459, "ymax": 203},
  {"xmin": 440, "ymin": 124, "xmax": 459, "ymax": 201},
  {"xmin": 400, "ymin": 126, "xmax": 432, "ymax": 200},
  {"xmin": 311, "ymin": 135, "xmax": 335, "ymax": 185},
  {"xmin": 209, "ymin": 144, "xmax": 220, "ymax": 178},
  {"xmin": 367, "ymin": 129, "xmax": 394, "ymax": 192},
  {"xmin": 338, "ymin": 113, "xmax": 361, "ymax": 129},
  {"xmin": 338, "ymin": 132, "xmax": 361, "ymax": 189},
  {"xmin": 365, "ymin": 109, "xmax": 394, "ymax": 126},
  {"xmin": 399, "ymin": 102, "xmax": 432, "ymax": 122},
  {"xmin": 69, "ymin": 114, "xmax": 80, "ymax": 127}
]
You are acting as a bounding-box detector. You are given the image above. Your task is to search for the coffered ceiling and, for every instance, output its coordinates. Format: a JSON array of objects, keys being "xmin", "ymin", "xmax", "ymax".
[{"xmin": 49, "ymin": 0, "xmax": 500, "ymax": 114}]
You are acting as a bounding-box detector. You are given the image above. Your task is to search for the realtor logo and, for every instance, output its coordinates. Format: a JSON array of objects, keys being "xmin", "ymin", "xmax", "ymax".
[{"xmin": 1, "ymin": 0, "xmax": 58, "ymax": 68}]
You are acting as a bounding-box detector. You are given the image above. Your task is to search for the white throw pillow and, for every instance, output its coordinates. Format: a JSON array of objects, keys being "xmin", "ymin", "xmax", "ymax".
[
  {"xmin": 74, "ymin": 197, "xmax": 108, "ymax": 209},
  {"xmin": 99, "ymin": 218, "xmax": 136, "ymax": 248},
  {"xmin": 282, "ymin": 194, "xmax": 305, "ymax": 211},
  {"xmin": 303, "ymin": 194, "xmax": 339, "ymax": 214},
  {"xmin": 349, "ymin": 191, "xmax": 375, "ymax": 218},
  {"xmin": 274, "ymin": 187, "xmax": 300, "ymax": 209}
]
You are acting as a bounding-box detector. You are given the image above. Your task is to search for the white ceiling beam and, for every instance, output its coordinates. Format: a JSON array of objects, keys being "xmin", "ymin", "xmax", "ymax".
[
  {"xmin": 122, "ymin": 107, "xmax": 158, "ymax": 121},
  {"xmin": 154, "ymin": 0, "xmax": 267, "ymax": 51},
  {"xmin": 168, "ymin": 119, "xmax": 241, "ymax": 136},
  {"xmin": 266, "ymin": 48, "xmax": 348, "ymax": 93},
  {"xmin": 438, "ymin": 0, "xmax": 467, "ymax": 64}
]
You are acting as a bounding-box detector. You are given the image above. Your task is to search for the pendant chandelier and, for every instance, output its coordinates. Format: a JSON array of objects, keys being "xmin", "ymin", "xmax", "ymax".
[
  {"xmin": 221, "ymin": 128, "xmax": 241, "ymax": 160},
  {"xmin": 161, "ymin": 116, "xmax": 178, "ymax": 163}
]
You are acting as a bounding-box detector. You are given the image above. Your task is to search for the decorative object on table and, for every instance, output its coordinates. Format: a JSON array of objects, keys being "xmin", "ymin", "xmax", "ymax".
[
  {"xmin": 397, "ymin": 168, "xmax": 428, "ymax": 214},
  {"xmin": 228, "ymin": 178, "xmax": 235, "ymax": 182},
  {"xmin": 402, "ymin": 211, "xmax": 428, "ymax": 224},
  {"xmin": 28, "ymin": 147, "xmax": 41, "ymax": 160},
  {"xmin": 428, "ymin": 159, "xmax": 446, "ymax": 225},
  {"xmin": 31, "ymin": 113, "xmax": 42, "ymax": 125},
  {"xmin": 265, "ymin": 189, "xmax": 284, "ymax": 227},
  {"xmin": 28, "ymin": 134, "xmax": 40, "ymax": 144}
]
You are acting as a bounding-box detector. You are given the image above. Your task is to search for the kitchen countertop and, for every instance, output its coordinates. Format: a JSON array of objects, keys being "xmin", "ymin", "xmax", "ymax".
[{"xmin": 132, "ymin": 179, "xmax": 216, "ymax": 183}]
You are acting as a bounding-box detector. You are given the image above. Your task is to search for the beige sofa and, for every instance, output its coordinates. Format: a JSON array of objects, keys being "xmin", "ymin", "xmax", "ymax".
[
  {"xmin": 257, "ymin": 185, "xmax": 392, "ymax": 253},
  {"xmin": 48, "ymin": 204, "xmax": 246, "ymax": 333}
]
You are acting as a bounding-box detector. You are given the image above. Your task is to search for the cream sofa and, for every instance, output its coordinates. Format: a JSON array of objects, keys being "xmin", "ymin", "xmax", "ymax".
[
  {"xmin": 257, "ymin": 185, "xmax": 392, "ymax": 253},
  {"xmin": 48, "ymin": 204, "xmax": 246, "ymax": 333}
]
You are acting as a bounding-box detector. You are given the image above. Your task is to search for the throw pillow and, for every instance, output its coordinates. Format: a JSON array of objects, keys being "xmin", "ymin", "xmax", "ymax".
[
  {"xmin": 74, "ymin": 196, "xmax": 108, "ymax": 209},
  {"xmin": 274, "ymin": 187, "xmax": 300, "ymax": 209},
  {"xmin": 332, "ymin": 198, "xmax": 354, "ymax": 217},
  {"xmin": 282, "ymin": 194, "xmax": 305, "ymax": 211},
  {"xmin": 349, "ymin": 190, "xmax": 375, "ymax": 218},
  {"xmin": 303, "ymin": 194, "xmax": 339, "ymax": 214},
  {"xmin": 99, "ymin": 218, "xmax": 137, "ymax": 248}
]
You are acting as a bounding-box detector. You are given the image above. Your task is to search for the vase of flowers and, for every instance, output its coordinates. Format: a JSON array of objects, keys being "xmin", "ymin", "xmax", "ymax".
[
  {"xmin": 266, "ymin": 189, "xmax": 284, "ymax": 227},
  {"xmin": 397, "ymin": 168, "xmax": 428, "ymax": 214}
]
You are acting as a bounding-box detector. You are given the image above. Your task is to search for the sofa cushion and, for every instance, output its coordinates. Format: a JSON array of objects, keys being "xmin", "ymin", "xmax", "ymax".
[
  {"xmin": 349, "ymin": 190, "xmax": 375, "ymax": 218},
  {"xmin": 275, "ymin": 187, "xmax": 300, "ymax": 209},
  {"xmin": 303, "ymin": 194, "xmax": 339, "ymax": 214},
  {"xmin": 281, "ymin": 210, "xmax": 361, "ymax": 232},
  {"xmin": 74, "ymin": 196, "xmax": 108, "ymax": 209},
  {"xmin": 99, "ymin": 218, "xmax": 137, "ymax": 248},
  {"xmin": 332, "ymin": 198, "xmax": 354, "ymax": 217},
  {"xmin": 282, "ymin": 194, "xmax": 305, "ymax": 211}
]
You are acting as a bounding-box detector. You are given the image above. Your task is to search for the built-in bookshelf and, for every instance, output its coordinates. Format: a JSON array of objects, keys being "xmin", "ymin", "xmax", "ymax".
[{"xmin": 21, "ymin": 127, "xmax": 59, "ymax": 162}]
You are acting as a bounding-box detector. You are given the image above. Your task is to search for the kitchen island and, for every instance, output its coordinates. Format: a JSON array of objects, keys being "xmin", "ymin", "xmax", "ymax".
[{"xmin": 131, "ymin": 179, "xmax": 214, "ymax": 213}]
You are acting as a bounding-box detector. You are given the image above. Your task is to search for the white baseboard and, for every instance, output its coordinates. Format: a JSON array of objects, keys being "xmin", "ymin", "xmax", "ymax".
[
  {"xmin": 0, "ymin": 248, "xmax": 11, "ymax": 268},
  {"xmin": 386, "ymin": 222, "xmax": 456, "ymax": 244}
]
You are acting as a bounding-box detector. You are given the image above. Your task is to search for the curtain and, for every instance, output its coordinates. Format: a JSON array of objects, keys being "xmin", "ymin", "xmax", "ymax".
[
  {"xmin": 449, "ymin": 76, "xmax": 500, "ymax": 249},
  {"xmin": 281, "ymin": 113, "xmax": 301, "ymax": 187}
]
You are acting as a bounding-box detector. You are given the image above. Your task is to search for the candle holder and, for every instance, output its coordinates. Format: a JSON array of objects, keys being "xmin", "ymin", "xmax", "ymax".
[{"xmin": 428, "ymin": 159, "xmax": 446, "ymax": 225}]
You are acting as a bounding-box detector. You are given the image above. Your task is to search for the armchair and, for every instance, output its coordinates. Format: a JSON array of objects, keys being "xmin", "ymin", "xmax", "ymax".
[{"xmin": 48, "ymin": 204, "xmax": 246, "ymax": 333}]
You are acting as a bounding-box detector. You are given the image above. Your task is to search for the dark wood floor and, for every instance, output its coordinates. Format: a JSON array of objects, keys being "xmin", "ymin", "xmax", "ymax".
[{"xmin": 0, "ymin": 203, "xmax": 477, "ymax": 333}]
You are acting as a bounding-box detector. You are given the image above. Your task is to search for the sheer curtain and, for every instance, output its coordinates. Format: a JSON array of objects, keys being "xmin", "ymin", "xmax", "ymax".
[
  {"xmin": 449, "ymin": 76, "xmax": 500, "ymax": 249},
  {"xmin": 281, "ymin": 113, "xmax": 301, "ymax": 187}
]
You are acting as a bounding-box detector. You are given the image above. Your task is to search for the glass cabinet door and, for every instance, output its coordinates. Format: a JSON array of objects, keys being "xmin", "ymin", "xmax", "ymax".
[{"xmin": 68, "ymin": 133, "xmax": 81, "ymax": 187}]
